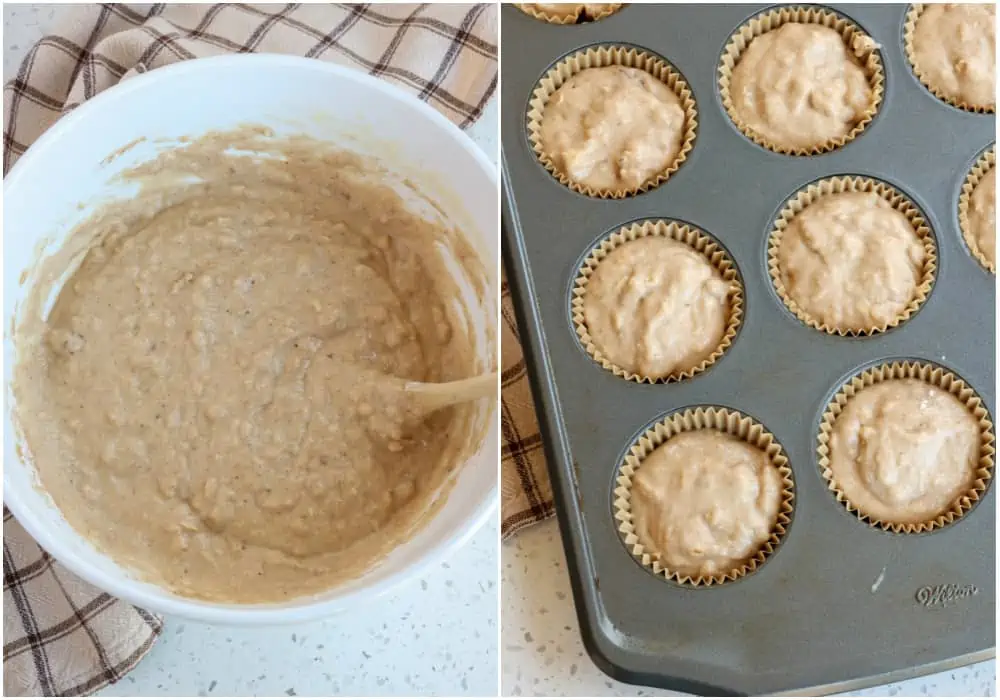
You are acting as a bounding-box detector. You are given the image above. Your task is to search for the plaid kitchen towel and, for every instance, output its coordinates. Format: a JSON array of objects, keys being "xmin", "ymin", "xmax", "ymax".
[
  {"xmin": 2, "ymin": 4, "xmax": 497, "ymax": 696},
  {"xmin": 3, "ymin": 510, "xmax": 163, "ymax": 697},
  {"xmin": 3, "ymin": 2, "xmax": 497, "ymax": 173},
  {"xmin": 500, "ymin": 274, "xmax": 555, "ymax": 539}
]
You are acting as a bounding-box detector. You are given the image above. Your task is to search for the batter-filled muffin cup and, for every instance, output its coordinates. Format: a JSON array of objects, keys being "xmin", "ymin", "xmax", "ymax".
[
  {"xmin": 614, "ymin": 407, "xmax": 795, "ymax": 586},
  {"xmin": 904, "ymin": 4, "xmax": 996, "ymax": 113},
  {"xmin": 817, "ymin": 361, "xmax": 995, "ymax": 533},
  {"xmin": 527, "ymin": 46, "xmax": 698, "ymax": 198},
  {"xmin": 959, "ymin": 146, "xmax": 996, "ymax": 273},
  {"xmin": 718, "ymin": 6, "xmax": 884, "ymax": 155},
  {"xmin": 768, "ymin": 176, "xmax": 937, "ymax": 336},
  {"xmin": 572, "ymin": 220, "xmax": 743, "ymax": 383},
  {"xmin": 516, "ymin": 3, "xmax": 623, "ymax": 24}
]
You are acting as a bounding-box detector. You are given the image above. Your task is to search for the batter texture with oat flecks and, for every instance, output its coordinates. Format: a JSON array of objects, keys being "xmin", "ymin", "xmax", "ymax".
[
  {"xmin": 828, "ymin": 379, "xmax": 980, "ymax": 524},
  {"xmin": 631, "ymin": 430, "xmax": 783, "ymax": 577},
  {"xmin": 911, "ymin": 3, "xmax": 996, "ymax": 110},
  {"xmin": 540, "ymin": 65, "xmax": 686, "ymax": 192},
  {"xmin": 729, "ymin": 23, "xmax": 872, "ymax": 150},
  {"xmin": 968, "ymin": 166, "xmax": 996, "ymax": 267},
  {"xmin": 777, "ymin": 191, "xmax": 925, "ymax": 331},
  {"xmin": 582, "ymin": 236, "xmax": 730, "ymax": 379},
  {"xmin": 12, "ymin": 127, "xmax": 491, "ymax": 603}
]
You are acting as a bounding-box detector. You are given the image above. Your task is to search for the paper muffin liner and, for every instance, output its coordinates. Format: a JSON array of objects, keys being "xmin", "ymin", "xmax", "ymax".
[
  {"xmin": 572, "ymin": 220, "xmax": 742, "ymax": 383},
  {"xmin": 516, "ymin": 3, "xmax": 623, "ymax": 24},
  {"xmin": 958, "ymin": 146, "xmax": 996, "ymax": 273},
  {"xmin": 526, "ymin": 46, "xmax": 698, "ymax": 199},
  {"xmin": 904, "ymin": 4, "xmax": 996, "ymax": 114},
  {"xmin": 613, "ymin": 407, "xmax": 795, "ymax": 587},
  {"xmin": 718, "ymin": 6, "xmax": 884, "ymax": 155},
  {"xmin": 817, "ymin": 361, "xmax": 995, "ymax": 534},
  {"xmin": 767, "ymin": 175, "xmax": 937, "ymax": 336}
]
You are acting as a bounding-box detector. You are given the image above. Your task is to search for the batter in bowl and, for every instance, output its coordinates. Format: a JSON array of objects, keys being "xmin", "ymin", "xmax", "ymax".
[
  {"xmin": 582, "ymin": 235, "xmax": 731, "ymax": 379},
  {"xmin": 910, "ymin": 4, "xmax": 995, "ymax": 110},
  {"xmin": 777, "ymin": 191, "xmax": 926, "ymax": 332},
  {"xmin": 728, "ymin": 23, "xmax": 873, "ymax": 150},
  {"xmin": 539, "ymin": 65, "xmax": 686, "ymax": 192},
  {"xmin": 827, "ymin": 379, "xmax": 980, "ymax": 525},
  {"xmin": 630, "ymin": 430, "xmax": 783, "ymax": 577},
  {"xmin": 12, "ymin": 128, "xmax": 491, "ymax": 603},
  {"xmin": 967, "ymin": 165, "xmax": 996, "ymax": 268}
]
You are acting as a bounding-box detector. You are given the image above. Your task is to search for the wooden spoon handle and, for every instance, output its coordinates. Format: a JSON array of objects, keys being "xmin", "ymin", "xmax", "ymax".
[{"xmin": 404, "ymin": 372, "xmax": 497, "ymax": 412}]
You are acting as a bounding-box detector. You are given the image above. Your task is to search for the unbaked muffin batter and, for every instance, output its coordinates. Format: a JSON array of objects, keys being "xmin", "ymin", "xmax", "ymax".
[
  {"xmin": 582, "ymin": 236, "xmax": 730, "ymax": 378},
  {"xmin": 729, "ymin": 23, "xmax": 872, "ymax": 149},
  {"xmin": 520, "ymin": 3, "xmax": 619, "ymax": 21},
  {"xmin": 828, "ymin": 379, "xmax": 980, "ymax": 524},
  {"xmin": 968, "ymin": 165, "xmax": 996, "ymax": 267},
  {"xmin": 540, "ymin": 65, "xmax": 686, "ymax": 191},
  {"xmin": 631, "ymin": 430, "xmax": 783, "ymax": 577},
  {"xmin": 777, "ymin": 191, "xmax": 926, "ymax": 331},
  {"xmin": 12, "ymin": 128, "xmax": 489, "ymax": 603},
  {"xmin": 911, "ymin": 4, "xmax": 995, "ymax": 110}
]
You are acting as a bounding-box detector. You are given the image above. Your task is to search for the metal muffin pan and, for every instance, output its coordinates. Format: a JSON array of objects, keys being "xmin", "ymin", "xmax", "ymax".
[{"xmin": 500, "ymin": 3, "xmax": 995, "ymax": 695}]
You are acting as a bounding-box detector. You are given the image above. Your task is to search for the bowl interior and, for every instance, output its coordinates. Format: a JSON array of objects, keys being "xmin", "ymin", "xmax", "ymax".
[{"xmin": 2, "ymin": 55, "xmax": 498, "ymax": 623}]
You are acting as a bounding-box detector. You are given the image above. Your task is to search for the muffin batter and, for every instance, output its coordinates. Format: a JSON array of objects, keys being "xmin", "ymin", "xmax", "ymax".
[
  {"xmin": 540, "ymin": 65, "xmax": 686, "ymax": 191},
  {"xmin": 777, "ymin": 191, "xmax": 926, "ymax": 331},
  {"xmin": 911, "ymin": 4, "xmax": 995, "ymax": 110},
  {"xmin": 967, "ymin": 165, "xmax": 996, "ymax": 267},
  {"xmin": 519, "ymin": 3, "xmax": 619, "ymax": 21},
  {"xmin": 12, "ymin": 128, "xmax": 490, "ymax": 603},
  {"xmin": 729, "ymin": 23, "xmax": 872, "ymax": 150},
  {"xmin": 582, "ymin": 236, "xmax": 731, "ymax": 378},
  {"xmin": 631, "ymin": 430, "xmax": 783, "ymax": 577},
  {"xmin": 828, "ymin": 379, "xmax": 980, "ymax": 524}
]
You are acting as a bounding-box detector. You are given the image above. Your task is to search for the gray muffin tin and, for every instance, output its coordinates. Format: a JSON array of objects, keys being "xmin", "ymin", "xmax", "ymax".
[{"xmin": 500, "ymin": 3, "xmax": 996, "ymax": 695}]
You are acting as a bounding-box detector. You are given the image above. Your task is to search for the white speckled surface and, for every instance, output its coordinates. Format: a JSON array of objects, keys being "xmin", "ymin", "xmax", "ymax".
[
  {"xmin": 502, "ymin": 520, "xmax": 995, "ymax": 697},
  {"xmin": 97, "ymin": 526, "xmax": 498, "ymax": 697},
  {"xmin": 3, "ymin": 3, "xmax": 57, "ymax": 83},
  {"xmin": 4, "ymin": 5, "xmax": 500, "ymax": 696}
]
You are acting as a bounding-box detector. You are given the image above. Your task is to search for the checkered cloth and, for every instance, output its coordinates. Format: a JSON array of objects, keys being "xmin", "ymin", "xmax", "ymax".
[
  {"xmin": 500, "ymin": 275, "xmax": 555, "ymax": 539},
  {"xmin": 2, "ymin": 4, "xmax": 496, "ymax": 696},
  {"xmin": 3, "ymin": 2, "xmax": 497, "ymax": 173}
]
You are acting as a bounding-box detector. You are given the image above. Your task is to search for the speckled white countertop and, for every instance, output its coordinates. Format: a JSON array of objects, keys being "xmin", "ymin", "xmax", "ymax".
[
  {"xmin": 502, "ymin": 520, "xmax": 995, "ymax": 697},
  {"xmin": 4, "ymin": 5, "xmax": 499, "ymax": 696}
]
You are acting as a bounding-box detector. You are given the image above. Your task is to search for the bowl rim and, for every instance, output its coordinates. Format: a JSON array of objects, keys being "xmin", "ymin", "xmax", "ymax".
[{"xmin": 3, "ymin": 53, "xmax": 499, "ymax": 624}]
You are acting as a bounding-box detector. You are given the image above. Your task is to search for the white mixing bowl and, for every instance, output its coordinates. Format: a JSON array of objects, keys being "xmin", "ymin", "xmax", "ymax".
[{"xmin": 3, "ymin": 54, "xmax": 498, "ymax": 624}]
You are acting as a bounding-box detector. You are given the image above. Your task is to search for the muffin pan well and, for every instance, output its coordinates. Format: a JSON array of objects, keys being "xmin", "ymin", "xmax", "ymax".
[
  {"xmin": 501, "ymin": 4, "xmax": 995, "ymax": 695},
  {"xmin": 527, "ymin": 45, "xmax": 698, "ymax": 198},
  {"xmin": 766, "ymin": 174, "xmax": 938, "ymax": 336},
  {"xmin": 718, "ymin": 4, "xmax": 885, "ymax": 155},
  {"xmin": 571, "ymin": 219, "xmax": 743, "ymax": 383}
]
